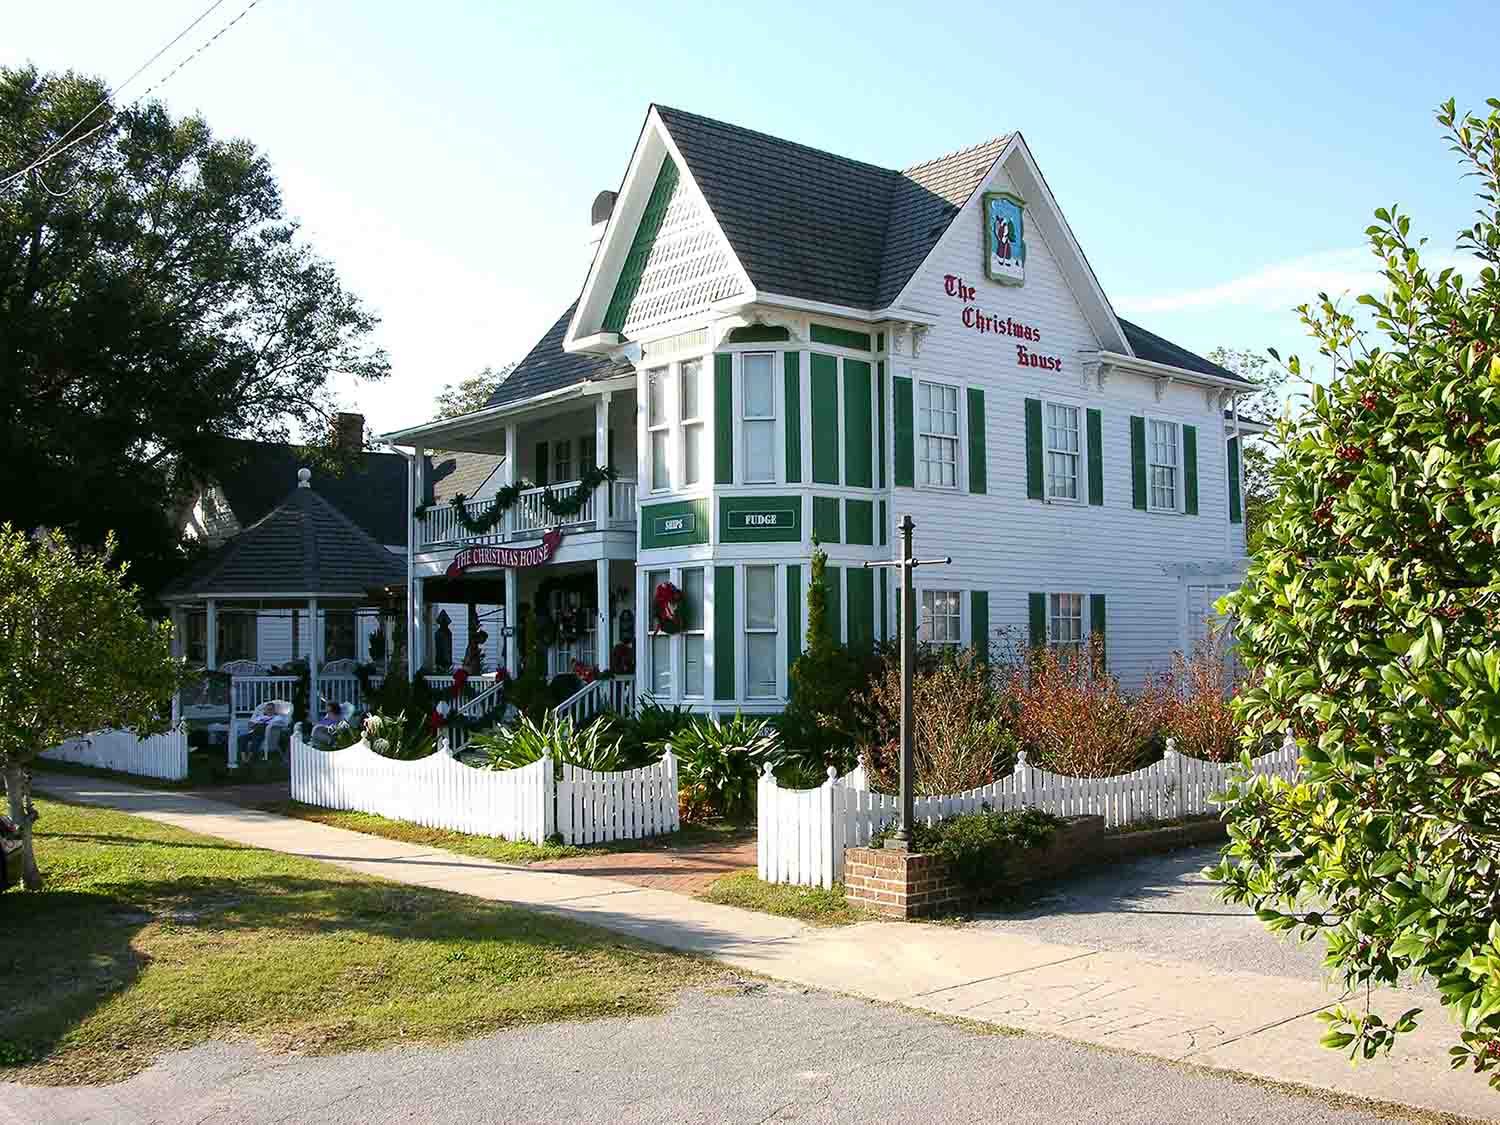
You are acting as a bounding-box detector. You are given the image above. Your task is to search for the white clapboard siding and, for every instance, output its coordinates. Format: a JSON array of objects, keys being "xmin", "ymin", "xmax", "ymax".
[
  {"xmin": 758, "ymin": 737, "xmax": 1301, "ymax": 887},
  {"xmin": 289, "ymin": 728, "xmax": 553, "ymax": 843},
  {"xmin": 556, "ymin": 751, "xmax": 679, "ymax": 845},
  {"xmin": 42, "ymin": 727, "xmax": 189, "ymax": 781}
]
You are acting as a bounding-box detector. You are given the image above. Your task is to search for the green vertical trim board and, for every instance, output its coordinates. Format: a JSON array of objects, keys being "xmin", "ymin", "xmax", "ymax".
[
  {"xmin": 1086, "ymin": 408, "xmax": 1103, "ymax": 505},
  {"xmin": 1024, "ymin": 398, "xmax": 1044, "ymax": 499},
  {"xmin": 844, "ymin": 359, "xmax": 873, "ymax": 488},
  {"xmin": 846, "ymin": 567, "xmax": 874, "ymax": 652},
  {"xmin": 971, "ymin": 590, "xmax": 989, "ymax": 657},
  {"xmin": 714, "ymin": 566, "xmax": 735, "ymax": 700},
  {"xmin": 878, "ymin": 499, "xmax": 887, "ymax": 547},
  {"xmin": 967, "ymin": 387, "xmax": 987, "ymax": 494},
  {"xmin": 845, "ymin": 499, "xmax": 874, "ymax": 545},
  {"xmin": 714, "ymin": 354, "xmax": 733, "ymax": 484},
  {"xmin": 825, "ymin": 566, "xmax": 842, "ymax": 644},
  {"xmin": 893, "ymin": 376, "xmax": 914, "ymax": 487},
  {"xmin": 1228, "ymin": 438, "xmax": 1243, "ymax": 524},
  {"xmin": 812, "ymin": 496, "xmax": 841, "ymax": 543},
  {"xmin": 877, "ymin": 362, "xmax": 887, "ymax": 488},
  {"xmin": 1130, "ymin": 416, "xmax": 1147, "ymax": 510},
  {"xmin": 810, "ymin": 353, "xmax": 840, "ymax": 484},
  {"xmin": 1090, "ymin": 593, "xmax": 1107, "ymax": 667},
  {"xmin": 1183, "ymin": 424, "xmax": 1199, "ymax": 515},
  {"xmin": 783, "ymin": 352, "xmax": 802, "ymax": 483},
  {"xmin": 879, "ymin": 568, "xmax": 888, "ymax": 640},
  {"xmin": 786, "ymin": 564, "xmax": 802, "ymax": 681},
  {"xmin": 809, "ymin": 323, "xmax": 872, "ymax": 351},
  {"xmin": 1028, "ymin": 592, "xmax": 1046, "ymax": 648}
]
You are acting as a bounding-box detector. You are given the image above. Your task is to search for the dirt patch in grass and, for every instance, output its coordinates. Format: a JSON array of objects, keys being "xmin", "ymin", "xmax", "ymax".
[
  {"xmin": 0, "ymin": 800, "xmax": 721, "ymax": 1085},
  {"xmin": 699, "ymin": 870, "xmax": 873, "ymax": 926}
]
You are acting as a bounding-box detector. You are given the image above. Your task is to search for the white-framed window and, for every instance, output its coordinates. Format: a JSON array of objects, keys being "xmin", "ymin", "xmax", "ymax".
[
  {"xmin": 918, "ymin": 380, "xmax": 960, "ymax": 488},
  {"xmin": 1049, "ymin": 593, "xmax": 1085, "ymax": 656},
  {"xmin": 681, "ymin": 567, "xmax": 705, "ymax": 697},
  {"xmin": 647, "ymin": 367, "xmax": 670, "ymax": 492},
  {"xmin": 744, "ymin": 564, "xmax": 778, "ymax": 697},
  {"xmin": 552, "ymin": 439, "xmax": 573, "ymax": 484},
  {"xmin": 1149, "ymin": 418, "xmax": 1180, "ymax": 512},
  {"xmin": 918, "ymin": 589, "xmax": 962, "ymax": 647},
  {"xmin": 647, "ymin": 568, "xmax": 671, "ymax": 695},
  {"xmin": 581, "ymin": 434, "xmax": 597, "ymax": 472},
  {"xmin": 742, "ymin": 352, "xmax": 777, "ymax": 484},
  {"xmin": 1045, "ymin": 401, "xmax": 1081, "ymax": 502},
  {"xmin": 680, "ymin": 358, "xmax": 703, "ymax": 488}
]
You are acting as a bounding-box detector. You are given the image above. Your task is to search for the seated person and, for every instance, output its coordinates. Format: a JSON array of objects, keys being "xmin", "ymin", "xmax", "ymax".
[
  {"xmin": 310, "ymin": 700, "xmax": 348, "ymax": 749},
  {"xmin": 236, "ymin": 702, "xmax": 280, "ymax": 759}
]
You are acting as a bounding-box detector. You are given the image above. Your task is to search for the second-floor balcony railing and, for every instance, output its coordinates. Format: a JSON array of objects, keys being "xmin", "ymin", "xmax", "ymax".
[{"xmin": 420, "ymin": 478, "xmax": 638, "ymax": 548}]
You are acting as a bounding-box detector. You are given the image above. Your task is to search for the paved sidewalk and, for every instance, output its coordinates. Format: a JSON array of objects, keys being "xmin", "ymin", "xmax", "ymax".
[
  {"xmin": 530, "ymin": 833, "xmax": 757, "ymax": 894},
  {"xmin": 31, "ymin": 774, "xmax": 1496, "ymax": 1122}
]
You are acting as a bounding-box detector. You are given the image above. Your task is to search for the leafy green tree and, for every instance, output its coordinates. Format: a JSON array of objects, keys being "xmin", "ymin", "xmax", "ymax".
[
  {"xmin": 433, "ymin": 363, "xmax": 515, "ymax": 420},
  {"xmin": 0, "ymin": 527, "xmax": 187, "ymax": 888},
  {"xmin": 0, "ymin": 67, "xmax": 389, "ymax": 592},
  {"xmin": 1210, "ymin": 98, "xmax": 1500, "ymax": 1084},
  {"xmin": 1207, "ymin": 346, "xmax": 1290, "ymax": 552}
]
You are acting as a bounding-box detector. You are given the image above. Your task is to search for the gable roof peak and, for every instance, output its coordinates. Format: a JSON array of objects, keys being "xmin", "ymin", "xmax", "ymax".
[{"xmin": 901, "ymin": 135, "xmax": 1011, "ymax": 176}]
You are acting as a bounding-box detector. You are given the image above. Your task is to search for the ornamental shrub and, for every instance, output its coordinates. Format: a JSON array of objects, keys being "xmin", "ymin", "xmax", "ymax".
[
  {"xmin": 1158, "ymin": 631, "xmax": 1258, "ymax": 762},
  {"xmin": 1208, "ymin": 99, "xmax": 1500, "ymax": 1083},
  {"xmin": 871, "ymin": 806, "xmax": 1062, "ymax": 893},
  {"xmin": 469, "ymin": 712, "xmax": 625, "ymax": 775},
  {"xmin": 667, "ymin": 712, "xmax": 784, "ymax": 822}
]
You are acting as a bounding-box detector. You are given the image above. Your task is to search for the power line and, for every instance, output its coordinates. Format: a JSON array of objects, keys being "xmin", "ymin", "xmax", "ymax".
[{"xmin": 0, "ymin": 0, "xmax": 263, "ymax": 192}]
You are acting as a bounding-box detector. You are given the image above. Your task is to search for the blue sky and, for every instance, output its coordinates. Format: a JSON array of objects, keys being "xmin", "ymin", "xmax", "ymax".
[{"xmin": 4, "ymin": 1, "xmax": 1493, "ymax": 432}]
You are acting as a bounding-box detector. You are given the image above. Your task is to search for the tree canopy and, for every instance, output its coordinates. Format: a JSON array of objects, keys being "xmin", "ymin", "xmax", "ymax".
[
  {"xmin": 1211, "ymin": 98, "xmax": 1500, "ymax": 1085},
  {"xmin": 433, "ymin": 363, "xmax": 514, "ymax": 420},
  {"xmin": 1208, "ymin": 346, "xmax": 1290, "ymax": 552},
  {"xmin": 0, "ymin": 67, "xmax": 389, "ymax": 593}
]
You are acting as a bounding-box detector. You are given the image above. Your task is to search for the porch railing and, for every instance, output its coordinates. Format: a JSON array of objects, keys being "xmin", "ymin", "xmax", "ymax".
[
  {"xmin": 419, "ymin": 478, "xmax": 638, "ymax": 547},
  {"xmin": 553, "ymin": 677, "xmax": 636, "ymax": 727}
]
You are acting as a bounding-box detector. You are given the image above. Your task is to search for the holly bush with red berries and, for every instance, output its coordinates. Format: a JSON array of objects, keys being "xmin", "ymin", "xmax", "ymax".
[{"xmin": 1209, "ymin": 98, "xmax": 1500, "ymax": 1085}]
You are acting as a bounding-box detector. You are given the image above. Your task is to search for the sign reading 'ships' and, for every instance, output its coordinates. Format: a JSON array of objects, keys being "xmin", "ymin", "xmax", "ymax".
[{"xmin": 943, "ymin": 272, "xmax": 1063, "ymax": 372}]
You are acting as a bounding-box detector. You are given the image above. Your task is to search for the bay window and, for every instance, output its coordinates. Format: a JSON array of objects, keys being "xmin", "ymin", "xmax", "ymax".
[
  {"xmin": 744, "ymin": 564, "xmax": 778, "ymax": 697},
  {"xmin": 682, "ymin": 567, "xmax": 704, "ymax": 697},
  {"xmin": 680, "ymin": 358, "xmax": 703, "ymax": 487},
  {"xmin": 742, "ymin": 353, "xmax": 776, "ymax": 484},
  {"xmin": 648, "ymin": 368, "xmax": 670, "ymax": 492},
  {"xmin": 648, "ymin": 568, "xmax": 672, "ymax": 695}
]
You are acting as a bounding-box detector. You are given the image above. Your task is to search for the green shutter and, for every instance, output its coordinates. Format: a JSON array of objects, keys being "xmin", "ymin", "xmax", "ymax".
[
  {"xmin": 1086, "ymin": 408, "xmax": 1103, "ymax": 506},
  {"xmin": 603, "ymin": 157, "xmax": 679, "ymax": 333},
  {"xmin": 879, "ymin": 568, "xmax": 888, "ymax": 640},
  {"xmin": 535, "ymin": 441, "xmax": 548, "ymax": 486},
  {"xmin": 1028, "ymin": 592, "xmax": 1047, "ymax": 649},
  {"xmin": 714, "ymin": 566, "xmax": 735, "ymax": 700},
  {"xmin": 878, "ymin": 499, "xmax": 887, "ymax": 547},
  {"xmin": 786, "ymin": 564, "xmax": 802, "ymax": 679},
  {"xmin": 971, "ymin": 590, "xmax": 989, "ymax": 658},
  {"xmin": 846, "ymin": 568, "xmax": 875, "ymax": 652},
  {"xmin": 1130, "ymin": 416, "xmax": 1147, "ymax": 510},
  {"xmin": 714, "ymin": 354, "xmax": 733, "ymax": 484},
  {"xmin": 1024, "ymin": 398, "xmax": 1044, "ymax": 499},
  {"xmin": 877, "ymin": 362, "xmax": 888, "ymax": 488},
  {"xmin": 811, "ymin": 353, "xmax": 840, "ymax": 484},
  {"xmin": 1184, "ymin": 424, "xmax": 1199, "ymax": 515},
  {"xmin": 845, "ymin": 499, "xmax": 874, "ymax": 545},
  {"xmin": 809, "ymin": 323, "xmax": 872, "ymax": 351},
  {"xmin": 967, "ymin": 387, "xmax": 987, "ymax": 494},
  {"xmin": 893, "ymin": 376, "xmax": 914, "ymax": 487},
  {"xmin": 1090, "ymin": 593, "xmax": 1107, "ymax": 667},
  {"xmin": 826, "ymin": 566, "xmax": 842, "ymax": 644},
  {"xmin": 844, "ymin": 359, "xmax": 873, "ymax": 488},
  {"xmin": 783, "ymin": 352, "xmax": 802, "ymax": 483},
  {"xmin": 812, "ymin": 496, "xmax": 841, "ymax": 543},
  {"xmin": 1228, "ymin": 438, "xmax": 1243, "ymax": 524}
]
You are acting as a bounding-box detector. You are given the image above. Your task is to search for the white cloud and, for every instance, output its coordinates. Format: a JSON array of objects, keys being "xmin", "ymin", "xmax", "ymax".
[{"xmin": 1116, "ymin": 248, "xmax": 1483, "ymax": 316}]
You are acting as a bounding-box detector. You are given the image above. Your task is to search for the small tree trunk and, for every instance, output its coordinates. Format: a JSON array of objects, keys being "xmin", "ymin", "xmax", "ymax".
[{"xmin": 3, "ymin": 763, "xmax": 41, "ymax": 890}]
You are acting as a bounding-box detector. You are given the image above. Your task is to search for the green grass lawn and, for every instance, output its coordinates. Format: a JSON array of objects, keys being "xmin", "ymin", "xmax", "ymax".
[
  {"xmin": 0, "ymin": 799, "xmax": 721, "ymax": 1085},
  {"xmin": 256, "ymin": 799, "xmax": 755, "ymax": 866},
  {"xmin": 699, "ymin": 870, "xmax": 872, "ymax": 926}
]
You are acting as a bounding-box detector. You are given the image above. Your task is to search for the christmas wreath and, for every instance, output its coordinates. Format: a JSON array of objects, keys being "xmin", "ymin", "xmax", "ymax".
[
  {"xmin": 652, "ymin": 581, "xmax": 685, "ymax": 635},
  {"xmin": 572, "ymin": 659, "xmax": 599, "ymax": 684}
]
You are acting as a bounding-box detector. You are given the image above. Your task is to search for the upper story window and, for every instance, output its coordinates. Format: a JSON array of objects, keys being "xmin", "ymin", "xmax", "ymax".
[
  {"xmin": 742, "ymin": 353, "xmax": 776, "ymax": 484},
  {"xmin": 919, "ymin": 381, "xmax": 959, "ymax": 488},
  {"xmin": 552, "ymin": 439, "xmax": 573, "ymax": 484},
  {"xmin": 647, "ymin": 367, "xmax": 670, "ymax": 492},
  {"xmin": 680, "ymin": 358, "xmax": 703, "ymax": 487},
  {"xmin": 919, "ymin": 589, "xmax": 962, "ymax": 647},
  {"xmin": 1046, "ymin": 403, "xmax": 1081, "ymax": 501},
  {"xmin": 1149, "ymin": 419, "xmax": 1180, "ymax": 511},
  {"xmin": 1049, "ymin": 592, "xmax": 1084, "ymax": 656}
]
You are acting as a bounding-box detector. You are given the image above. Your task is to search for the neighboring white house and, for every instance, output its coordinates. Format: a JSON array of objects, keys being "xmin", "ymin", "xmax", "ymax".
[{"xmin": 384, "ymin": 104, "xmax": 1259, "ymax": 712}]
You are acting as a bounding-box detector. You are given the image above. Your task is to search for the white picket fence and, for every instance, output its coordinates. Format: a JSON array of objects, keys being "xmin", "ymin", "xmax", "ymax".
[
  {"xmin": 758, "ymin": 737, "xmax": 1301, "ymax": 889},
  {"xmin": 41, "ymin": 726, "xmax": 190, "ymax": 781},
  {"xmin": 290, "ymin": 728, "xmax": 678, "ymax": 846}
]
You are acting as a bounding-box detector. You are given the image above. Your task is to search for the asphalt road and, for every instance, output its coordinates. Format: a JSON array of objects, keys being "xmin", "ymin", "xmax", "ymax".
[{"xmin": 0, "ymin": 984, "xmax": 1431, "ymax": 1125}]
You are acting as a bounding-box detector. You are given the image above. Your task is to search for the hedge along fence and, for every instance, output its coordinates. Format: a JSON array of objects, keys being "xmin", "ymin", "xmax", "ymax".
[
  {"xmin": 758, "ymin": 736, "xmax": 1300, "ymax": 889},
  {"xmin": 290, "ymin": 728, "xmax": 679, "ymax": 846},
  {"xmin": 41, "ymin": 727, "xmax": 190, "ymax": 781}
]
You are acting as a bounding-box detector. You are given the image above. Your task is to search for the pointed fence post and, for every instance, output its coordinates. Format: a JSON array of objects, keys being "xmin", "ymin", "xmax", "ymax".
[
  {"xmin": 1166, "ymin": 737, "xmax": 1185, "ymax": 818},
  {"xmin": 541, "ymin": 754, "xmax": 556, "ymax": 844},
  {"xmin": 758, "ymin": 762, "xmax": 775, "ymax": 882},
  {"xmin": 1015, "ymin": 749, "xmax": 1031, "ymax": 809},
  {"xmin": 822, "ymin": 765, "xmax": 838, "ymax": 889}
]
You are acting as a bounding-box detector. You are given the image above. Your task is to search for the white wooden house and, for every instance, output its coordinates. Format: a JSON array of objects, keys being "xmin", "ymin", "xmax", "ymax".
[{"xmin": 384, "ymin": 105, "xmax": 1261, "ymax": 714}]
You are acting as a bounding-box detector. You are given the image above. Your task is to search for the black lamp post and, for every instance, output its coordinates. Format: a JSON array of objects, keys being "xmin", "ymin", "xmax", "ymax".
[{"xmin": 864, "ymin": 514, "xmax": 951, "ymax": 849}]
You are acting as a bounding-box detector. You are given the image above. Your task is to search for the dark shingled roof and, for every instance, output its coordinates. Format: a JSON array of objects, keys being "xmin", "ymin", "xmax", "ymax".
[
  {"xmin": 162, "ymin": 480, "xmax": 406, "ymax": 600},
  {"xmin": 429, "ymin": 451, "xmax": 505, "ymax": 505},
  {"xmin": 212, "ymin": 439, "xmax": 409, "ymax": 546},
  {"xmin": 654, "ymin": 105, "xmax": 1006, "ymax": 310},
  {"xmin": 1118, "ymin": 318, "xmax": 1251, "ymax": 385},
  {"xmin": 485, "ymin": 302, "xmax": 632, "ymax": 411}
]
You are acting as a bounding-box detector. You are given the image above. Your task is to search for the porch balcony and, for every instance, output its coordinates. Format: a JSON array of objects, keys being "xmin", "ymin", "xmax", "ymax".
[{"xmin": 420, "ymin": 477, "xmax": 638, "ymax": 548}]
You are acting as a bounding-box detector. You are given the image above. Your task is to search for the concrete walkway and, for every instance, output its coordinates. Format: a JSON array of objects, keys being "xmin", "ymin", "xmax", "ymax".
[{"xmin": 33, "ymin": 774, "xmax": 1496, "ymax": 1122}]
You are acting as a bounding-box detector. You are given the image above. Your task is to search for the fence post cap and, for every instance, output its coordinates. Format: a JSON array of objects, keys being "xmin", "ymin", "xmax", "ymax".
[
  {"xmin": 762, "ymin": 761, "xmax": 775, "ymax": 776},
  {"xmin": 1015, "ymin": 749, "xmax": 1028, "ymax": 766},
  {"xmin": 826, "ymin": 765, "xmax": 838, "ymax": 780},
  {"xmin": 1165, "ymin": 737, "xmax": 1178, "ymax": 756}
]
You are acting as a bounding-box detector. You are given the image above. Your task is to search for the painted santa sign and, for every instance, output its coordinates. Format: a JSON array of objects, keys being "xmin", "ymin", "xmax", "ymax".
[
  {"xmin": 446, "ymin": 528, "xmax": 563, "ymax": 576},
  {"xmin": 984, "ymin": 191, "xmax": 1026, "ymax": 286}
]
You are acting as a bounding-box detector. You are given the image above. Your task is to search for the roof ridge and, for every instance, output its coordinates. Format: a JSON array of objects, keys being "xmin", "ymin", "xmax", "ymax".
[
  {"xmin": 653, "ymin": 103, "xmax": 900, "ymax": 178},
  {"xmin": 901, "ymin": 135, "xmax": 1010, "ymax": 176}
]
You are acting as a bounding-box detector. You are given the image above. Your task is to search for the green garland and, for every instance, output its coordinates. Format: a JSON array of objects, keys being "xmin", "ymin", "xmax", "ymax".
[{"xmin": 414, "ymin": 466, "xmax": 618, "ymax": 532}]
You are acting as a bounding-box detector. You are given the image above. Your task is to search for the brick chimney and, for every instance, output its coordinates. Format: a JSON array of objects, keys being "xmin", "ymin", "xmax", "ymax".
[{"xmin": 333, "ymin": 412, "xmax": 365, "ymax": 453}]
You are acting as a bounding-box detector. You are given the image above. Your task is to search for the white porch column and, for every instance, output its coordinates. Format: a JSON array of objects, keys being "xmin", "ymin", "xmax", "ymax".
[
  {"xmin": 503, "ymin": 422, "xmax": 518, "ymax": 539},
  {"xmin": 205, "ymin": 598, "xmax": 218, "ymax": 669},
  {"xmin": 412, "ymin": 444, "xmax": 427, "ymax": 548},
  {"xmin": 503, "ymin": 568, "xmax": 519, "ymax": 676},
  {"xmin": 596, "ymin": 558, "xmax": 611, "ymax": 669},
  {"xmin": 307, "ymin": 597, "xmax": 320, "ymax": 724},
  {"xmin": 409, "ymin": 578, "xmax": 425, "ymax": 676},
  {"xmin": 594, "ymin": 391, "xmax": 612, "ymax": 519}
]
